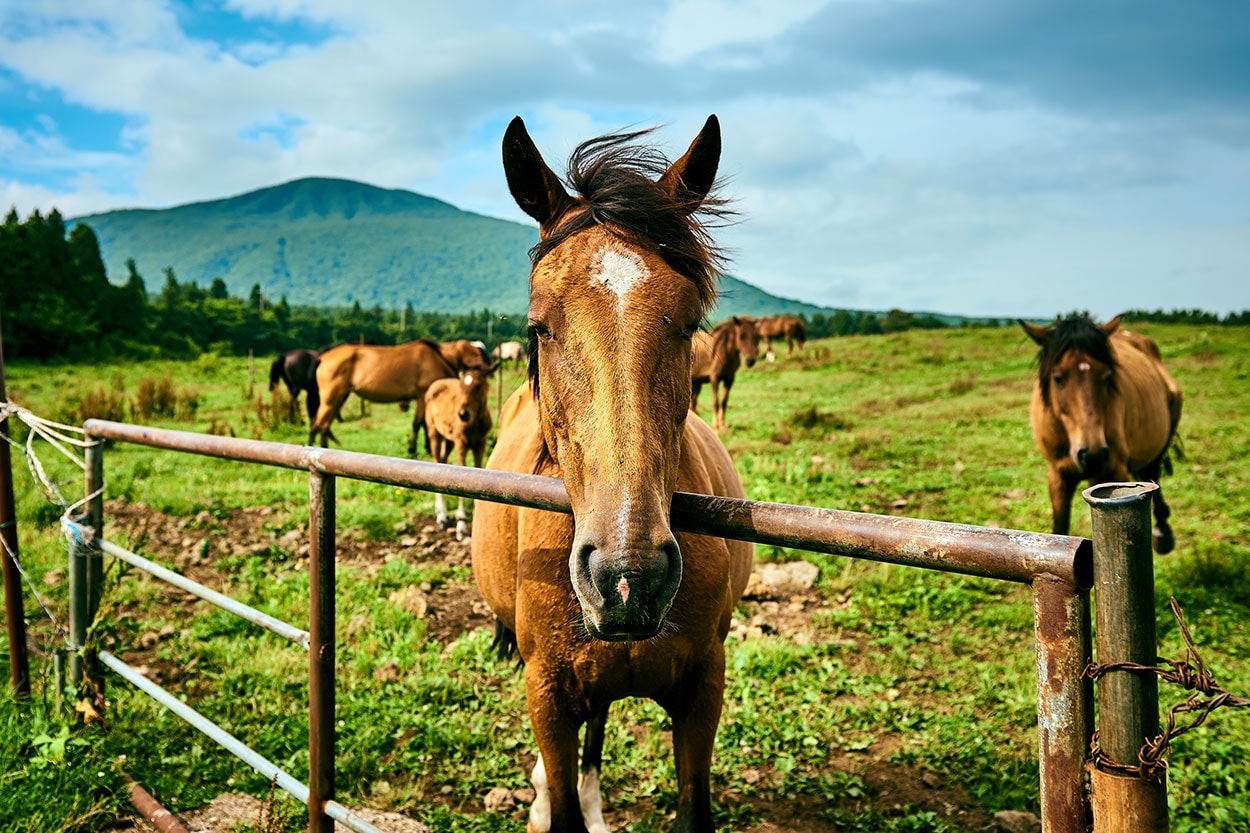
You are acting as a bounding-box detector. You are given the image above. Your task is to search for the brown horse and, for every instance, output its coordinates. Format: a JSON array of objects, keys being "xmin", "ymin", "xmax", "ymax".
[
  {"xmin": 308, "ymin": 340, "xmax": 456, "ymax": 449},
  {"xmin": 424, "ymin": 368, "xmax": 494, "ymax": 540},
  {"xmin": 470, "ymin": 116, "xmax": 752, "ymax": 833},
  {"xmin": 1022, "ymin": 314, "xmax": 1183, "ymax": 552},
  {"xmin": 268, "ymin": 347, "xmax": 322, "ymax": 423},
  {"xmin": 755, "ymin": 314, "xmax": 806, "ymax": 361},
  {"xmin": 690, "ymin": 316, "xmax": 759, "ymax": 431}
]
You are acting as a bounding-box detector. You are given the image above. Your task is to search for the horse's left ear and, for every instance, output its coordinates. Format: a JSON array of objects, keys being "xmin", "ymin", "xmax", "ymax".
[
  {"xmin": 503, "ymin": 116, "xmax": 574, "ymax": 234},
  {"xmin": 1020, "ymin": 320, "xmax": 1050, "ymax": 346},
  {"xmin": 658, "ymin": 115, "xmax": 721, "ymax": 209},
  {"xmin": 1101, "ymin": 314, "xmax": 1123, "ymax": 335}
]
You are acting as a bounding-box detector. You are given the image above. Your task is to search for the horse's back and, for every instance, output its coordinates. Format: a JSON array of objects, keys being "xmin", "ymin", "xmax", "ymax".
[{"xmin": 1110, "ymin": 333, "xmax": 1182, "ymax": 465}]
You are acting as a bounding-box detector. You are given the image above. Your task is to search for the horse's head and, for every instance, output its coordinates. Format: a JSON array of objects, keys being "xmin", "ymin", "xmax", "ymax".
[
  {"xmin": 1022, "ymin": 314, "xmax": 1122, "ymax": 478},
  {"xmin": 730, "ymin": 316, "xmax": 760, "ymax": 367},
  {"xmin": 504, "ymin": 114, "xmax": 725, "ymax": 641},
  {"xmin": 458, "ymin": 370, "xmax": 489, "ymax": 422}
]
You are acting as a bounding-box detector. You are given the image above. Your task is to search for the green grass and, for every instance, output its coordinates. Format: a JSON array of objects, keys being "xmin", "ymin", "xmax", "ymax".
[{"xmin": 2, "ymin": 322, "xmax": 1248, "ymax": 832}]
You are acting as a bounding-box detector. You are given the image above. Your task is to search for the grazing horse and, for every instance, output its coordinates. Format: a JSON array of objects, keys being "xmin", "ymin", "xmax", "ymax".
[
  {"xmin": 755, "ymin": 314, "xmax": 806, "ymax": 361},
  {"xmin": 690, "ymin": 316, "xmax": 759, "ymax": 431},
  {"xmin": 1022, "ymin": 314, "xmax": 1183, "ymax": 553},
  {"xmin": 268, "ymin": 348, "xmax": 322, "ymax": 423},
  {"xmin": 491, "ymin": 339, "xmax": 528, "ymax": 367},
  {"xmin": 440, "ymin": 339, "xmax": 493, "ymax": 372},
  {"xmin": 470, "ymin": 115, "xmax": 752, "ymax": 833},
  {"xmin": 308, "ymin": 340, "xmax": 457, "ymax": 450},
  {"xmin": 424, "ymin": 368, "xmax": 494, "ymax": 540}
]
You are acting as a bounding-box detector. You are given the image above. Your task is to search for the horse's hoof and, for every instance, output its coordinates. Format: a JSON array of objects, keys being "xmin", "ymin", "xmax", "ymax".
[
  {"xmin": 455, "ymin": 522, "xmax": 467, "ymax": 542},
  {"xmin": 437, "ymin": 517, "xmax": 450, "ymax": 531},
  {"xmin": 1153, "ymin": 527, "xmax": 1175, "ymax": 555}
]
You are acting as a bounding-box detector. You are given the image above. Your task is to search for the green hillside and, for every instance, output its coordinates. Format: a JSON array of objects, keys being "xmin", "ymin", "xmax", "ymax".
[{"xmin": 70, "ymin": 176, "xmax": 969, "ymax": 322}]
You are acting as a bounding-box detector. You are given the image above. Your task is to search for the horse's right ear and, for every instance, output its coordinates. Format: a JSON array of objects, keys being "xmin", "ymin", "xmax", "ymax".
[
  {"xmin": 1101, "ymin": 314, "xmax": 1124, "ymax": 335},
  {"xmin": 503, "ymin": 116, "xmax": 574, "ymax": 235},
  {"xmin": 1020, "ymin": 320, "xmax": 1050, "ymax": 346}
]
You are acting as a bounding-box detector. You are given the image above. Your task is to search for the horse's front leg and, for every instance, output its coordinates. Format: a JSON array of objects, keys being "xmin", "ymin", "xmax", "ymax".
[
  {"xmin": 1046, "ymin": 464, "xmax": 1078, "ymax": 536},
  {"xmin": 525, "ymin": 671, "xmax": 588, "ymax": 833},
  {"xmin": 454, "ymin": 443, "xmax": 469, "ymax": 540},
  {"xmin": 662, "ymin": 652, "xmax": 726, "ymax": 833}
]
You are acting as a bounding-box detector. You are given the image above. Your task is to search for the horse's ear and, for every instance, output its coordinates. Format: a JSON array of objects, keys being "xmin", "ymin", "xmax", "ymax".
[
  {"xmin": 659, "ymin": 115, "xmax": 721, "ymax": 209},
  {"xmin": 503, "ymin": 116, "xmax": 574, "ymax": 233},
  {"xmin": 1020, "ymin": 320, "xmax": 1050, "ymax": 346},
  {"xmin": 1101, "ymin": 314, "xmax": 1123, "ymax": 335}
]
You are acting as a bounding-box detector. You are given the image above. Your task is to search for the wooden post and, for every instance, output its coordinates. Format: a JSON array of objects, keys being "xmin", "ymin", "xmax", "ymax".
[
  {"xmin": 0, "ymin": 326, "xmax": 31, "ymax": 699},
  {"xmin": 1084, "ymin": 482, "xmax": 1168, "ymax": 832}
]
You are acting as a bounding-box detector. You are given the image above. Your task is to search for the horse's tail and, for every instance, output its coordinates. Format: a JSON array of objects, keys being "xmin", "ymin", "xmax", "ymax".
[
  {"xmin": 1161, "ymin": 433, "xmax": 1185, "ymax": 477},
  {"xmin": 794, "ymin": 318, "xmax": 807, "ymax": 344},
  {"xmin": 490, "ymin": 618, "xmax": 522, "ymax": 666},
  {"xmin": 268, "ymin": 356, "xmax": 284, "ymax": 391}
]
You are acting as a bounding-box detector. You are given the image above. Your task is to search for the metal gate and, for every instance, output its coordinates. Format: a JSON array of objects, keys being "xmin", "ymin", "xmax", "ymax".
[{"xmin": 47, "ymin": 417, "xmax": 1161, "ymax": 833}]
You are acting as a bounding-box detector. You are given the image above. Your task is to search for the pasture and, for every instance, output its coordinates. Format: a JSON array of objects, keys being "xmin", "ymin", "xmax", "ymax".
[{"xmin": 1, "ymin": 321, "xmax": 1248, "ymax": 833}]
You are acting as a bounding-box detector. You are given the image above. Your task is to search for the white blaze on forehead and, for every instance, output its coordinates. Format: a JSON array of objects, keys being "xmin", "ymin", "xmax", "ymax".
[
  {"xmin": 1078, "ymin": 362, "xmax": 1091, "ymax": 372},
  {"xmin": 463, "ymin": 373, "xmax": 475, "ymax": 385},
  {"xmin": 590, "ymin": 245, "xmax": 650, "ymax": 309}
]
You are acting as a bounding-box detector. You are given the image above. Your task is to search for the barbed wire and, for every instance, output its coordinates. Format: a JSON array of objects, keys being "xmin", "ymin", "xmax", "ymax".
[{"xmin": 1085, "ymin": 597, "xmax": 1250, "ymax": 782}]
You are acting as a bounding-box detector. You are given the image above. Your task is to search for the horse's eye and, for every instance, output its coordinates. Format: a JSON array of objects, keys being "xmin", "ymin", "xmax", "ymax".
[
  {"xmin": 1052, "ymin": 374, "xmax": 1065, "ymax": 387},
  {"xmin": 529, "ymin": 322, "xmax": 552, "ymax": 340}
]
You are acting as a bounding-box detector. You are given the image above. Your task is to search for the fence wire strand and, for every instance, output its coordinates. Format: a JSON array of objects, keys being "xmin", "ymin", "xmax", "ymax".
[
  {"xmin": 1085, "ymin": 597, "xmax": 1250, "ymax": 781},
  {"xmin": 1, "ymin": 399, "xmax": 100, "ymax": 649}
]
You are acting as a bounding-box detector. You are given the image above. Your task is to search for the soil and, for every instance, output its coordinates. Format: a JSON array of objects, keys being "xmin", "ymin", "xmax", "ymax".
[{"xmin": 102, "ymin": 498, "xmax": 1021, "ymax": 833}]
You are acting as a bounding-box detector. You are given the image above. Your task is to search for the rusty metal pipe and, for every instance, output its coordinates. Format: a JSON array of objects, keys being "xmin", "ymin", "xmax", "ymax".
[
  {"xmin": 124, "ymin": 773, "xmax": 192, "ymax": 833},
  {"xmin": 1032, "ymin": 574, "xmax": 1092, "ymax": 833},
  {"xmin": 83, "ymin": 420, "xmax": 1091, "ymax": 588},
  {"xmin": 0, "ymin": 328, "xmax": 31, "ymax": 699},
  {"xmin": 307, "ymin": 470, "xmax": 335, "ymax": 833}
]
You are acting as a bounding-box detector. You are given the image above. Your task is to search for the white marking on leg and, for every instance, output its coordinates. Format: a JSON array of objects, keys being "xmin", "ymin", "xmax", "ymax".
[
  {"xmin": 578, "ymin": 766, "xmax": 609, "ymax": 833},
  {"xmin": 455, "ymin": 497, "xmax": 467, "ymax": 541},
  {"xmin": 590, "ymin": 245, "xmax": 649, "ymax": 312},
  {"xmin": 434, "ymin": 493, "xmax": 447, "ymax": 529},
  {"xmin": 530, "ymin": 754, "xmax": 551, "ymax": 833}
]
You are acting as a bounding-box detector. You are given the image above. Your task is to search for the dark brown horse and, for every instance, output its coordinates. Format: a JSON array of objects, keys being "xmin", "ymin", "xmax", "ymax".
[
  {"xmin": 690, "ymin": 316, "xmax": 759, "ymax": 431},
  {"xmin": 424, "ymin": 367, "xmax": 494, "ymax": 540},
  {"xmin": 470, "ymin": 116, "xmax": 753, "ymax": 833},
  {"xmin": 268, "ymin": 348, "xmax": 322, "ymax": 423},
  {"xmin": 1022, "ymin": 314, "xmax": 1183, "ymax": 552},
  {"xmin": 755, "ymin": 314, "xmax": 806, "ymax": 361},
  {"xmin": 308, "ymin": 340, "xmax": 457, "ymax": 450}
]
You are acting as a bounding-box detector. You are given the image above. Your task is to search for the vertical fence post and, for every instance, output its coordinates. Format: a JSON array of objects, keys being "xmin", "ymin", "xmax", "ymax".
[
  {"xmin": 1084, "ymin": 482, "xmax": 1168, "ymax": 833},
  {"xmin": 1032, "ymin": 574, "xmax": 1092, "ymax": 833},
  {"xmin": 307, "ymin": 469, "xmax": 335, "ymax": 833},
  {"xmin": 0, "ymin": 327, "xmax": 31, "ymax": 699}
]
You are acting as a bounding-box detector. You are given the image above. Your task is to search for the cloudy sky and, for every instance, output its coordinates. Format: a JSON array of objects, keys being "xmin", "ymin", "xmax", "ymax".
[{"xmin": 2, "ymin": 1, "xmax": 1247, "ymax": 319}]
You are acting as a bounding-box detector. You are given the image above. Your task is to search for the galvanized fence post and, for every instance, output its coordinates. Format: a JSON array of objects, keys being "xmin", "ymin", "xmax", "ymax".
[
  {"xmin": 1084, "ymin": 482, "xmax": 1168, "ymax": 832},
  {"xmin": 308, "ymin": 469, "xmax": 336, "ymax": 833},
  {"xmin": 85, "ymin": 436, "xmax": 105, "ymax": 624}
]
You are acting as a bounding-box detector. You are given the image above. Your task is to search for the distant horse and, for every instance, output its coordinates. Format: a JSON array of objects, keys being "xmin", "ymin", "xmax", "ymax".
[
  {"xmin": 268, "ymin": 348, "xmax": 322, "ymax": 423},
  {"xmin": 755, "ymin": 314, "xmax": 806, "ymax": 361},
  {"xmin": 440, "ymin": 339, "xmax": 493, "ymax": 372},
  {"xmin": 691, "ymin": 316, "xmax": 760, "ymax": 431},
  {"xmin": 470, "ymin": 116, "xmax": 753, "ymax": 833},
  {"xmin": 308, "ymin": 340, "xmax": 457, "ymax": 450},
  {"xmin": 424, "ymin": 368, "xmax": 494, "ymax": 540},
  {"xmin": 1022, "ymin": 314, "xmax": 1183, "ymax": 553},
  {"xmin": 491, "ymin": 340, "xmax": 528, "ymax": 367}
]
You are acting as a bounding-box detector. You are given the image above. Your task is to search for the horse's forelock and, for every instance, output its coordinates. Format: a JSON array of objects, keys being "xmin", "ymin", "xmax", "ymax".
[
  {"xmin": 527, "ymin": 128, "xmax": 731, "ymax": 314},
  {"xmin": 1036, "ymin": 316, "xmax": 1117, "ymax": 404}
]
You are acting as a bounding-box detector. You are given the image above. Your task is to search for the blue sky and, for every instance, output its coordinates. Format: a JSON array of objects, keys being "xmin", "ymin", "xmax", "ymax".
[{"xmin": 2, "ymin": 0, "xmax": 1247, "ymax": 318}]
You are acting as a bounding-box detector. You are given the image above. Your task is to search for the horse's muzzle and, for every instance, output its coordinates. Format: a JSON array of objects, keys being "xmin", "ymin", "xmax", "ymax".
[
  {"xmin": 1075, "ymin": 446, "xmax": 1110, "ymax": 478},
  {"xmin": 570, "ymin": 540, "xmax": 682, "ymax": 642}
]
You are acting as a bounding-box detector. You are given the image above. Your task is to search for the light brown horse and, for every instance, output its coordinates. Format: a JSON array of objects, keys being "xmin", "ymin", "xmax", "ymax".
[
  {"xmin": 308, "ymin": 340, "xmax": 456, "ymax": 449},
  {"xmin": 755, "ymin": 314, "xmax": 806, "ymax": 361},
  {"xmin": 1022, "ymin": 314, "xmax": 1183, "ymax": 552},
  {"xmin": 690, "ymin": 316, "xmax": 759, "ymax": 431},
  {"xmin": 424, "ymin": 368, "xmax": 494, "ymax": 540},
  {"xmin": 470, "ymin": 115, "xmax": 753, "ymax": 833}
]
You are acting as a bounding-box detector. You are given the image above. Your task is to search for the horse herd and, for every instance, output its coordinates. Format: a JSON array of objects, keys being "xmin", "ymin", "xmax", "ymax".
[{"xmin": 268, "ymin": 119, "xmax": 1182, "ymax": 833}]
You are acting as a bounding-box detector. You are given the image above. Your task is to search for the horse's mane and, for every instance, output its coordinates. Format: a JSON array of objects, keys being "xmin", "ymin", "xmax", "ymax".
[
  {"xmin": 528, "ymin": 128, "xmax": 733, "ymax": 314},
  {"xmin": 1034, "ymin": 316, "xmax": 1117, "ymax": 405}
]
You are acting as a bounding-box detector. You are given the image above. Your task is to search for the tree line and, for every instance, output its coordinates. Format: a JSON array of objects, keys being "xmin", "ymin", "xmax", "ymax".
[
  {"xmin": 0, "ymin": 209, "xmax": 528, "ymax": 362},
  {"xmin": 2, "ymin": 208, "xmax": 1245, "ymax": 363}
]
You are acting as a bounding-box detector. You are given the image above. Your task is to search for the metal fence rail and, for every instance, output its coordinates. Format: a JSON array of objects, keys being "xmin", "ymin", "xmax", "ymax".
[{"xmin": 72, "ymin": 418, "xmax": 1100, "ymax": 833}]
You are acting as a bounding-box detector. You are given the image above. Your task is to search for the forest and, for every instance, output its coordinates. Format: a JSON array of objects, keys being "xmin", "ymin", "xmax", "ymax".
[{"xmin": 2, "ymin": 207, "xmax": 1245, "ymax": 363}]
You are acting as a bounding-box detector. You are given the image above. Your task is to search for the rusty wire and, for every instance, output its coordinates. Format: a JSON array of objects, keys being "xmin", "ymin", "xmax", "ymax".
[{"xmin": 1085, "ymin": 597, "xmax": 1250, "ymax": 781}]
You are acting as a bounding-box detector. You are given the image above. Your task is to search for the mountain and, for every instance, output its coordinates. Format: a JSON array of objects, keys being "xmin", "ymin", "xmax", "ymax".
[{"xmin": 70, "ymin": 176, "xmax": 955, "ymax": 321}]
